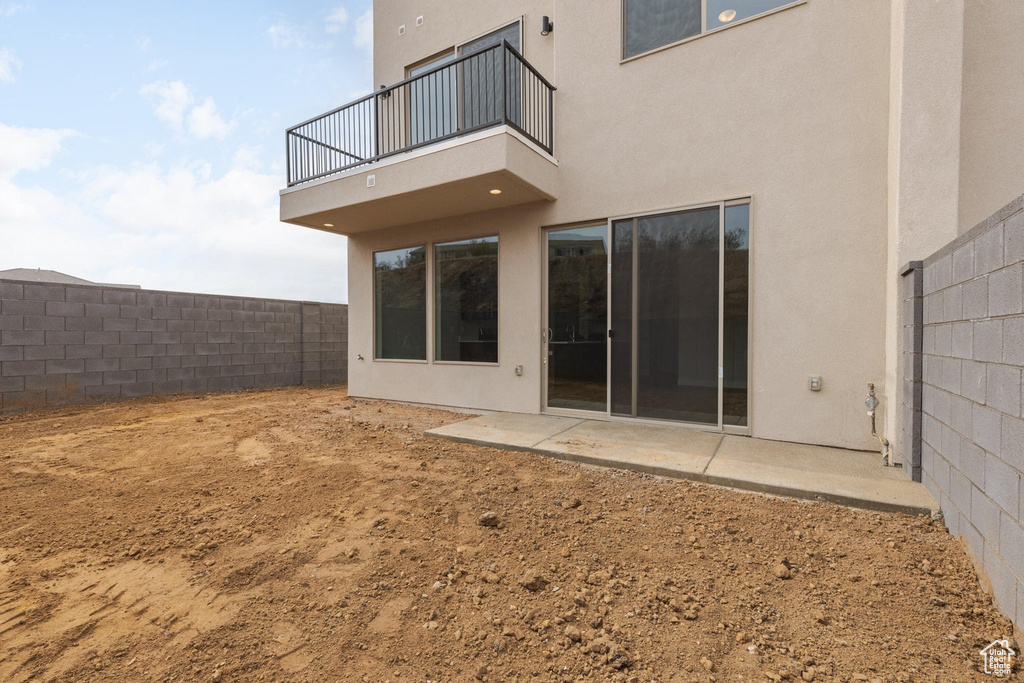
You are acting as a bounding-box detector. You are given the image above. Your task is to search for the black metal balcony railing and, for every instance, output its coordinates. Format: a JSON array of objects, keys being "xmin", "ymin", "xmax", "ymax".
[{"xmin": 286, "ymin": 40, "xmax": 555, "ymax": 187}]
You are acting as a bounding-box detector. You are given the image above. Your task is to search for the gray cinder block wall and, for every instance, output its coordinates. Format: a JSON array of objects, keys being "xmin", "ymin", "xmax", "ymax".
[
  {"xmin": 0, "ymin": 280, "xmax": 347, "ymax": 412},
  {"xmin": 910, "ymin": 193, "xmax": 1024, "ymax": 628}
]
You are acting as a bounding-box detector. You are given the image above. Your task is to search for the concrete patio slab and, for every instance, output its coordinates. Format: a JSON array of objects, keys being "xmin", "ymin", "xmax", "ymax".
[
  {"xmin": 705, "ymin": 436, "xmax": 938, "ymax": 515},
  {"xmin": 425, "ymin": 412, "xmax": 583, "ymax": 450},
  {"xmin": 425, "ymin": 413, "xmax": 938, "ymax": 515},
  {"xmin": 534, "ymin": 419, "xmax": 721, "ymax": 478}
]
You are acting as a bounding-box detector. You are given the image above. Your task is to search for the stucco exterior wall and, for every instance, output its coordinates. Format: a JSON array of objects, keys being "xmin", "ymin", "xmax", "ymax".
[
  {"xmin": 349, "ymin": 0, "xmax": 894, "ymax": 450},
  {"xmin": 957, "ymin": 0, "xmax": 1024, "ymax": 235}
]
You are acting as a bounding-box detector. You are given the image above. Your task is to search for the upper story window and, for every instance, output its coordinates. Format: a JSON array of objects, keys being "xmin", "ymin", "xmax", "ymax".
[{"xmin": 623, "ymin": 0, "xmax": 802, "ymax": 59}]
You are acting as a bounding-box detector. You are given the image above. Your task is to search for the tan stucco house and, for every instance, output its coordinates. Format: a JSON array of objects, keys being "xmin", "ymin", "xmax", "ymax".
[{"xmin": 280, "ymin": 0, "xmax": 1024, "ymax": 462}]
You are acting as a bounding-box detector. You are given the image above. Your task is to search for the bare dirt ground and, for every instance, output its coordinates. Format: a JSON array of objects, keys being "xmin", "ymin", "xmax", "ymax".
[{"xmin": 0, "ymin": 386, "xmax": 1013, "ymax": 682}]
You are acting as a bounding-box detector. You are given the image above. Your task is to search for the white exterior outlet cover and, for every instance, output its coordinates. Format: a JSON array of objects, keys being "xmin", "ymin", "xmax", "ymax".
[
  {"xmin": 416, "ymin": 15, "xmax": 423, "ymax": 26},
  {"xmin": 398, "ymin": 24, "xmax": 405, "ymax": 35},
  {"xmin": 366, "ymin": 175, "xmax": 375, "ymax": 188}
]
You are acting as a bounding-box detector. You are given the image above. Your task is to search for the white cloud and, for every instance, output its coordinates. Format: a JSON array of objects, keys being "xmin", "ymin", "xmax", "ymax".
[
  {"xmin": 140, "ymin": 80, "xmax": 236, "ymax": 141},
  {"xmin": 0, "ymin": 3, "xmax": 28, "ymax": 18},
  {"xmin": 0, "ymin": 47, "xmax": 21, "ymax": 83},
  {"xmin": 188, "ymin": 97, "xmax": 235, "ymax": 140},
  {"xmin": 140, "ymin": 80, "xmax": 192, "ymax": 132},
  {"xmin": 0, "ymin": 122, "xmax": 76, "ymax": 179},
  {"xmin": 267, "ymin": 22, "xmax": 304, "ymax": 49},
  {"xmin": 0, "ymin": 126, "xmax": 348, "ymax": 302},
  {"xmin": 145, "ymin": 59, "xmax": 167, "ymax": 73},
  {"xmin": 353, "ymin": 9, "xmax": 372, "ymax": 51},
  {"xmin": 324, "ymin": 7, "xmax": 348, "ymax": 34}
]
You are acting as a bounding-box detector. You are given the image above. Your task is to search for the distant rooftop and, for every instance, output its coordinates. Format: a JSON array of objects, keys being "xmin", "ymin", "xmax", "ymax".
[{"xmin": 0, "ymin": 268, "xmax": 141, "ymax": 289}]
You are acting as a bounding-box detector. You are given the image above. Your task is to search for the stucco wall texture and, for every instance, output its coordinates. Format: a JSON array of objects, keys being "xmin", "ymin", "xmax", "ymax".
[
  {"xmin": 0, "ymin": 280, "xmax": 347, "ymax": 412},
  {"xmin": 916, "ymin": 194, "xmax": 1024, "ymax": 627}
]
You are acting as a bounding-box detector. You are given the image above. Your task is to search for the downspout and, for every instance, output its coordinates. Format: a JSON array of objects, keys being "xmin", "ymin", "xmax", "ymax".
[{"xmin": 866, "ymin": 383, "xmax": 893, "ymax": 466}]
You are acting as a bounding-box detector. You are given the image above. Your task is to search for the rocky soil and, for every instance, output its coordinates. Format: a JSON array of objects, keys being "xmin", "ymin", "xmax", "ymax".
[{"xmin": 0, "ymin": 386, "xmax": 1013, "ymax": 682}]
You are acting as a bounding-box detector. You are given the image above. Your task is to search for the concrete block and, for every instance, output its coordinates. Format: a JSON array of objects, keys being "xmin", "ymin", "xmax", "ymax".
[
  {"xmin": 2, "ymin": 330, "xmax": 44, "ymax": 345},
  {"xmin": 243, "ymin": 364, "xmax": 266, "ymax": 376},
  {"xmin": 194, "ymin": 365, "xmax": 221, "ymax": 379},
  {"xmin": 136, "ymin": 344, "xmax": 167, "ymax": 357},
  {"xmin": 209, "ymin": 375, "xmax": 234, "ymax": 390},
  {"xmin": 24, "ymin": 345, "xmax": 65, "ymax": 361},
  {"xmin": 2, "ymin": 299, "xmax": 45, "ymax": 316},
  {"xmin": 1006, "ymin": 209, "xmax": 1024, "ymax": 265},
  {"xmin": 207, "ymin": 331, "xmax": 231, "ymax": 344},
  {"xmin": 167, "ymin": 367, "xmax": 195, "ymax": 381},
  {"xmin": 103, "ymin": 370, "xmax": 136, "ymax": 385},
  {"xmin": 135, "ymin": 369, "xmax": 165, "ymax": 383},
  {"xmin": 137, "ymin": 292, "xmax": 167, "ymax": 306},
  {"xmin": 152, "ymin": 332, "xmax": 181, "ymax": 344},
  {"xmin": 220, "ymin": 298, "xmax": 244, "ymax": 311},
  {"xmin": 943, "ymin": 286, "xmax": 962, "ymax": 322},
  {"xmin": 220, "ymin": 364, "xmax": 243, "ymax": 377},
  {"xmin": 950, "ymin": 468, "xmax": 971, "ymax": 512},
  {"xmin": 0, "ymin": 346, "xmax": 23, "ymax": 362},
  {"xmin": 85, "ymin": 384, "xmax": 120, "ymax": 402},
  {"xmin": 64, "ymin": 316, "xmax": 104, "ymax": 331},
  {"xmin": 153, "ymin": 356, "xmax": 181, "ymax": 369},
  {"xmin": 66, "ymin": 371, "xmax": 104, "ymax": 387},
  {"xmin": 1003, "ymin": 317, "xmax": 1024, "ymax": 366},
  {"xmin": 976, "ymin": 404, "xmax": 1004, "ymax": 455},
  {"xmin": 962, "ymin": 439, "xmax": 987, "ymax": 486},
  {"xmin": 962, "ymin": 276, "xmax": 988, "ymax": 320},
  {"xmin": 153, "ymin": 380, "xmax": 182, "ymax": 395},
  {"xmin": 976, "ymin": 224, "xmax": 1006, "ymax": 275},
  {"xmin": 941, "ymin": 423, "xmax": 961, "ymax": 469},
  {"xmin": 987, "ymin": 452, "xmax": 1020, "ymax": 514},
  {"xmin": 193, "ymin": 295, "xmax": 219, "ymax": 309},
  {"xmin": 166, "ymin": 344, "xmax": 194, "ymax": 356},
  {"xmin": 103, "ymin": 317, "xmax": 137, "ymax": 332},
  {"xmin": 120, "ymin": 357, "xmax": 153, "ymax": 371},
  {"xmin": 120, "ymin": 331, "xmax": 152, "ymax": 345},
  {"xmin": 25, "ymin": 373, "xmax": 67, "ymax": 391},
  {"xmin": 1003, "ymin": 415, "xmax": 1024, "ymax": 472},
  {"xmin": 2, "ymin": 360, "xmax": 45, "ymax": 376},
  {"xmin": 999, "ymin": 516, "xmax": 1024, "ymax": 587},
  {"xmin": 85, "ymin": 303, "xmax": 120, "ymax": 318},
  {"xmin": 65, "ymin": 287, "xmax": 103, "ymax": 304},
  {"xmin": 233, "ymin": 310, "xmax": 255, "ymax": 323},
  {"xmin": 65, "ymin": 344, "xmax": 103, "ymax": 359},
  {"xmin": 942, "ymin": 358, "xmax": 961, "ymax": 394},
  {"xmin": 137, "ymin": 318, "xmax": 168, "ymax": 332},
  {"xmin": 45, "ymin": 301, "xmax": 84, "ymax": 317},
  {"xmin": 242, "ymin": 343, "xmax": 265, "ymax": 354},
  {"xmin": 989, "ymin": 264, "xmax": 1024, "ymax": 317},
  {"xmin": 153, "ymin": 306, "xmax": 182, "ymax": 320},
  {"xmin": 181, "ymin": 308, "xmax": 208, "ymax": 321},
  {"xmin": 0, "ymin": 282, "xmax": 24, "ymax": 299},
  {"xmin": 243, "ymin": 299, "xmax": 265, "ymax": 312},
  {"xmin": 167, "ymin": 319, "xmax": 194, "ymax": 332},
  {"xmin": 230, "ymin": 333, "xmax": 254, "ymax": 344},
  {"xmin": 242, "ymin": 321, "xmax": 265, "ymax": 333},
  {"xmin": 23, "ymin": 284, "xmax": 65, "ymax": 301},
  {"xmin": 987, "ymin": 364, "xmax": 1022, "ymax": 417},
  {"xmin": 208, "ymin": 309, "xmax": 233, "ymax": 322},
  {"xmin": 0, "ymin": 376, "xmax": 24, "ymax": 392},
  {"xmin": 206, "ymin": 353, "xmax": 232, "ymax": 366},
  {"xmin": 102, "ymin": 290, "xmax": 137, "ymax": 305},
  {"xmin": 254, "ymin": 311, "xmax": 274, "ymax": 323},
  {"xmin": 233, "ymin": 375, "xmax": 256, "ymax": 389},
  {"xmin": 46, "ymin": 358, "xmax": 85, "ymax": 374},
  {"xmin": 0, "ymin": 314, "xmax": 24, "ymax": 331},
  {"xmin": 180, "ymin": 355, "xmax": 208, "ymax": 368},
  {"xmin": 85, "ymin": 357, "xmax": 119, "ymax": 373},
  {"xmin": 950, "ymin": 393, "xmax": 974, "ymax": 437},
  {"xmin": 975, "ymin": 320, "xmax": 1003, "ymax": 363},
  {"xmin": 84, "ymin": 331, "xmax": 120, "ymax": 345},
  {"xmin": 194, "ymin": 320, "xmax": 218, "ymax": 333},
  {"xmin": 45, "ymin": 330, "xmax": 84, "ymax": 345},
  {"xmin": 180, "ymin": 332, "xmax": 206, "ymax": 344},
  {"xmin": 182, "ymin": 378, "xmax": 212, "ymax": 393},
  {"xmin": 121, "ymin": 382, "xmax": 153, "ymax": 398},
  {"xmin": 195, "ymin": 343, "xmax": 219, "ymax": 355},
  {"xmin": 102, "ymin": 345, "xmax": 136, "ymax": 359},
  {"xmin": 931, "ymin": 387, "xmax": 951, "ymax": 424},
  {"xmin": 24, "ymin": 316, "xmax": 64, "ymax": 331},
  {"xmin": 253, "ymin": 332, "xmax": 275, "ymax": 344},
  {"xmin": 167, "ymin": 294, "xmax": 195, "ymax": 308},
  {"xmin": 119, "ymin": 305, "xmax": 153, "ymax": 319},
  {"xmin": 971, "ymin": 487, "xmax": 1001, "ymax": 541},
  {"xmin": 951, "ymin": 322, "xmax": 973, "ymax": 359}
]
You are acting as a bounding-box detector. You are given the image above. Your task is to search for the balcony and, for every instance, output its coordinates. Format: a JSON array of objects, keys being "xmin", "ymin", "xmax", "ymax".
[{"xmin": 280, "ymin": 40, "xmax": 558, "ymax": 235}]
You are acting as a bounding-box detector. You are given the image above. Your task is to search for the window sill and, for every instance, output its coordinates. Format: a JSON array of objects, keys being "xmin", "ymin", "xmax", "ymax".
[
  {"xmin": 620, "ymin": 0, "xmax": 807, "ymax": 64},
  {"xmin": 372, "ymin": 358, "xmax": 429, "ymax": 364},
  {"xmin": 432, "ymin": 360, "xmax": 500, "ymax": 367}
]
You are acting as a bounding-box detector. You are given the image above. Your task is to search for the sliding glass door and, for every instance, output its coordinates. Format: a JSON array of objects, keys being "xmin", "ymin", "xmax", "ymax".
[{"xmin": 544, "ymin": 200, "xmax": 749, "ymax": 428}]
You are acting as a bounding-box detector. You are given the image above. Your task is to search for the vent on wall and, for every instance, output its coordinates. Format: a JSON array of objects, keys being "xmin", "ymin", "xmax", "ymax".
[
  {"xmin": 416, "ymin": 15, "xmax": 424, "ymax": 26},
  {"xmin": 367, "ymin": 175, "xmax": 376, "ymax": 188},
  {"xmin": 398, "ymin": 24, "xmax": 405, "ymax": 35}
]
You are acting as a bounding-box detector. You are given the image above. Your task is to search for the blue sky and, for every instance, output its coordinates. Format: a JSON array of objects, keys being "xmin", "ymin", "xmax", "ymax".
[{"xmin": 0, "ymin": 1, "xmax": 373, "ymax": 302}]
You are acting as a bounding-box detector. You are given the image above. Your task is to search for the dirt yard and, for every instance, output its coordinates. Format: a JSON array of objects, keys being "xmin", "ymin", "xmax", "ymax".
[{"xmin": 0, "ymin": 386, "xmax": 1012, "ymax": 682}]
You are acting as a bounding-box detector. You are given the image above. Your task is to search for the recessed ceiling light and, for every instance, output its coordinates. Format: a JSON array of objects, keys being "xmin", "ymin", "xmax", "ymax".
[
  {"xmin": 489, "ymin": 189, "xmax": 502, "ymax": 195},
  {"xmin": 324, "ymin": 223, "xmax": 334, "ymax": 227},
  {"xmin": 719, "ymin": 9, "xmax": 737, "ymax": 22}
]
